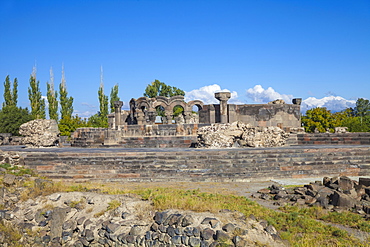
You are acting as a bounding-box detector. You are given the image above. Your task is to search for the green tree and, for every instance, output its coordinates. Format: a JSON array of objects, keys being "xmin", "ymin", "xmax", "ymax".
[
  {"xmin": 353, "ymin": 98, "xmax": 370, "ymax": 117},
  {"xmin": 12, "ymin": 78, "xmax": 18, "ymax": 106},
  {"xmin": 344, "ymin": 115, "xmax": 370, "ymax": 132},
  {"xmin": 98, "ymin": 85, "xmax": 109, "ymax": 119},
  {"xmin": 28, "ymin": 75, "xmax": 46, "ymax": 119},
  {"xmin": 58, "ymin": 115, "xmax": 87, "ymax": 136},
  {"xmin": 3, "ymin": 76, "xmax": 18, "ymax": 108},
  {"xmin": 3, "ymin": 75, "xmax": 12, "ymax": 107},
  {"xmin": 89, "ymin": 84, "xmax": 109, "ymax": 128},
  {"xmin": 59, "ymin": 82, "xmax": 73, "ymax": 120},
  {"xmin": 301, "ymin": 107, "xmax": 337, "ymax": 133},
  {"xmin": 144, "ymin": 79, "xmax": 185, "ymax": 117},
  {"xmin": 110, "ymin": 84, "xmax": 120, "ymax": 113},
  {"xmin": 144, "ymin": 79, "xmax": 185, "ymax": 98},
  {"xmin": 47, "ymin": 68, "xmax": 58, "ymax": 121},
  {"xmin": 0, "ymin": 105, "xmax": 33, "ymax": 135},
  {"xmin": 58, "ymin": 67, "xmax": 75, "ymax": 136},
  {"xmin": 86, "ymin": 113, "xmax": 108, "ymax": 128}
]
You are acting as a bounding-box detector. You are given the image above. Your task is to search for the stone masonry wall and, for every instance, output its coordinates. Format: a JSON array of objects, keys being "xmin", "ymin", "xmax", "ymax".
[
  {"xmin": 72, "ymin": 124, "xmax": 209, "ymax": 147},
  {"xmin": 296, "ymin": 133, "xmax": 370, "ymax": 145},
  {"xmin": 18, "ymin": 146, "xmax": 370, "ymax": 183}
]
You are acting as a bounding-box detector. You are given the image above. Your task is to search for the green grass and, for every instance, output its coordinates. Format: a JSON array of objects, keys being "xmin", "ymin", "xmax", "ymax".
[
  {"xmin": 0, "ymin": 220, "xmax": 23, "ymax": 247},
  {"xmin": 126, "ymin": 187, "xmax": 366, "ymax": 246},
  {"xmin": 0, "ymin": 163, "xmax": 36, "ymax": 176},
  {"xmin": 280, "ymin": 205, "xmax": 370, "ymax": 233},
  {"xmin": 0, "ymin": 168, "xmax": 368, "ymax": 246}
]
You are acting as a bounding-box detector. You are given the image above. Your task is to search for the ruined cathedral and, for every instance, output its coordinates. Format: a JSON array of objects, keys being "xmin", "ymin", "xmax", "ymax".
[{"xmin": 72, "ymin": 92, "xmax": 302, "ymax": 147}]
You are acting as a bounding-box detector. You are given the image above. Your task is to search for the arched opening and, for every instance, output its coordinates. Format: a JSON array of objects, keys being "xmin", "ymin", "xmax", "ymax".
[
  {"xmin": 192, "ymin": 104, "xmax": 202, "ymax": 113},
  {"xmin": 155, "ymin": 105, "xmax": 165, "ymax": 124},
  {"xmin": 188, "ymin": 104, "xmax": 202, "ymax": 124},
  {"xmin": 173, "ymin": 105, "xmax": 185, "ymax": 124}
]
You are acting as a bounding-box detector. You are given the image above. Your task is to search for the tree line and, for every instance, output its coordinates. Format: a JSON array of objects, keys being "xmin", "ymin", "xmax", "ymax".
[
  {"xmin": 1, "ymin": 70, "xmax": 368, "ymax": 137},
  {"xmin": 0, "ymin": 68, "xmax": 120, "ymax": 136},
  {"xmin": 302, "ymin": 98, "xmax": 370, "ymax": 133}
]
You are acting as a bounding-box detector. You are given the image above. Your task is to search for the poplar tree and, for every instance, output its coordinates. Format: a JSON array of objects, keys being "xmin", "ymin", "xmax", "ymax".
[
  {"xmin": 59, "ymin": 65, "xmax": 74, "ymax": 120},
  {"xmin": 3, "ymin": 75, "xmax": 12, "ymax": 107},
  {"xmin": 110, "ymin": 84, "xmax": 120, "ymax": 113},
  {"xmin": 3, "ymin": 75, "xmax": 18, "ymax": 107},
  {"xmin": 87, "ymin": 67, "xmax": 108, "ymax": 128},
  {"xmin": 12, "ymin": 77, "xmax": 18, "ymax": 106},
  {"xmin": 98, "ymin": 85, "xmax": 109, "ymax": 118},
  {"xmin": 0, "ymin": 75, "xmax": 30, "ymax": 135},
  {"xmin": 28, "ymin": 68, "xmax": 46, "ymax": 119},
  {"xmin": 47, "ymin": 67, "xmax": 58, "ymax": 121}
]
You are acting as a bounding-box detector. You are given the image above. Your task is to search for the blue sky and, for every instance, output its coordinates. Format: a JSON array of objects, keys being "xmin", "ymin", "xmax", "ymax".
[{"xmin": 0, "ymin": 0, "xmax": 369, "ymax": 117}]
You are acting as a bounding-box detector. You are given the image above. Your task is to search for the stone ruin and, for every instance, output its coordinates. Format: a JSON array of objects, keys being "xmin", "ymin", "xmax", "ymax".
[
  {"xmin": 107, "ymin": 92, "xmax": 302, "ymax": 129},
  {"xmin": 0, "ymin": 173, "xmax": 285, "ymax": 247},
  {"xmin": 255, "ymin": 176, "xmax": 370, "ymax": 217},
  {"xmin": 197, "ymin": 121, "xmax": 290, "ymax": 148},
  {"xmin": 19, "ymin": 119, "xmax": 60, "ymax": 147},
  {"xmin": 72, "ymin": 92, "xmax": 302, "ymax": 147}
]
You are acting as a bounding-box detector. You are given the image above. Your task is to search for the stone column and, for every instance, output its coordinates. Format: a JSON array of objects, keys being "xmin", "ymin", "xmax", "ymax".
[
  {"xmin": 184, "ymin": 111, "xmax": 192, "ymax": 124},
  {"xmin": 114, "ymin": 101, "xmax": 123, "ymax": 129},
  {"xmin": 164, "ymin": 111, "xmax": 172, "ymax": 124},
  {"xmin": 215, "ymin": 92, "xmax": 231, "ymax": 123},
  {"xmin": 147, "ymin": 111, "xmax": 157, "ymax": 124},
  {"xmin": 136, "ymin": 111, "xmax": 145, "ymax": 125}
]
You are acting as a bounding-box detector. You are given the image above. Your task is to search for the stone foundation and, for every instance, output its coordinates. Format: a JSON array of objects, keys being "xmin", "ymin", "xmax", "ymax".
[
  {"xmin": 296, "ymin": 132, "xmax": 370, "ymax": 145},
  {"xmin": 12, "ymin": 145, "xmax": 370, "ymax": 183}
]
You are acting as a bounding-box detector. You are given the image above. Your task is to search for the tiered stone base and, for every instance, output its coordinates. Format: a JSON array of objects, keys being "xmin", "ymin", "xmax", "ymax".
[{"xmin": 13, "ymin": 145, "xmax": 370, "ymax": 183}]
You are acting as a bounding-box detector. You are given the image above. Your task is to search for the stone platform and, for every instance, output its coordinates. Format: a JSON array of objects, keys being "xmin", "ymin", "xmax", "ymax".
[{"xmin": 3, "ymin": 145, "xmax": 369, "ymax": 183}]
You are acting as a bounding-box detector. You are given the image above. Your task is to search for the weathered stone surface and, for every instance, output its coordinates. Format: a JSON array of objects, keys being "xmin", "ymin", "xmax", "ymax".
[
  {"xmin": 359, "ymin": 178, "xmax": 370, "ymax": 187},
  {"xmin": 197, "ymin": 121, "xmax": 289, "ymax": 148},
  {"xmin": 19, "ymin": 119, "xmax": 60, "ymax": 147},
  {"xmin": 3, "ymin": 174, "xmax": 16, "ymax": 186},
  {"xmin": 339, "ymin": 176, "xmax": 354, "ymax": 191},
  {"xmin": 268, "ymin": 99, "xmax": 285, "ymax": 104},
  {"xmin": 330, "ymin": 191, "xmax": 357, "ymax": 208},
  {"xmin": 260, "ymin": 176, "xmax": 370, "ymax": 218},
  {"xmin": 49, "ymin": 208, "xmax": 67, "ymax": 240}
]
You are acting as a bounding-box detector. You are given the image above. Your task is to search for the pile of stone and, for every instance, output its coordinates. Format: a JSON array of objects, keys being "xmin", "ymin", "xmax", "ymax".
[
  {"xmin": 19, "ymin": 119, "xmax": 60, "ymax": 147},
  {"xmin": 0, "ymin": 175, "xmax": 285, "ymax": 246},
  {"xmin": 255, "ymin": 176, "xmax": 370, "ymax": 216},
  {"xmin": 197, "ymin": 121, "xmax": 289, "ymax": 148}
]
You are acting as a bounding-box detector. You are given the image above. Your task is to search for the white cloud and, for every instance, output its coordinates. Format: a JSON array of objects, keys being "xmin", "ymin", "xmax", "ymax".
[
  {"xmin": 246, "ymin": 85, "xmax": 293, "ymax": 103},
  {"xmin": 245, "ymin": 85, "xmax": 356, "ymax": 112},
  {"xmin": 185, "ymin": 84, "xmax": 241, "ymax": 104},
  {"xmin": 301, "ymin": 96, "xmax": 356, "ymax": 112},
  {"xmin": 73, "ymin": 110, "xmax": 96, "ymax": 118},
  {"xmin": 75, "ymin": 101, "xmax": 127, "ymax": 118}
]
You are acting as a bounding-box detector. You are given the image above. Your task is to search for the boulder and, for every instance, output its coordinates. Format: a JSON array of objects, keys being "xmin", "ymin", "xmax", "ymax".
[{"xmin": 19, "ymin": 119, "xmax": 60, "ymax": 147}]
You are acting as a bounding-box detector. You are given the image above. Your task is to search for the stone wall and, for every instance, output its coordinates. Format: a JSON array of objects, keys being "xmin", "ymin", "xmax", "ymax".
[
  {"xmin": 199, "ymin": 103, "xmax": 301, "ymax": 128},
  {"xmin": 296, "ymin": 133, "xmax": 370, "ymax": 145},
  {"xmin": 17, "ymin": 146, "xmax": 370, "ymax": 183},
  {"xmin": 72, "ymin": 128, "xmax": 106, "ymax": 147},
  {"xmin": 72, "ymin": 124, "xmax": 209, "ymax": 147}
]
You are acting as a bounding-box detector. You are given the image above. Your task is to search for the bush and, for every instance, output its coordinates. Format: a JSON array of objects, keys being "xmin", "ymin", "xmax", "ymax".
[{"xmin": 0, "ymin": 105, "xmax": 33, "ymax": 135}]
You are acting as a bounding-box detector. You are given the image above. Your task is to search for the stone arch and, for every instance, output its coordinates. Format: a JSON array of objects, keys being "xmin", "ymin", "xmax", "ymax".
[
  {"xmin": 187, "ymin": 100, "xmax": 204, "ymax": 112},
  {"xmin": 136, "ymin": 97, "xmax": 151, "ymax": 111},
  {"xmin": 168, "ymin": 96, "xmax": 186, "ymax": 124}
]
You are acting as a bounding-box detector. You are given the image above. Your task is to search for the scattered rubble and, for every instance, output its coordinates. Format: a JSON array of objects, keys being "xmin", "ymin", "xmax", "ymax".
[
  {"xmin": 0, "ymin": 174, "xmax": 285, "ymax": 247},
  {"xmin": 19, "ymin": 119, "xmax": 60, "ymax": 147},
  {"xmin": 197, "ymin": 121, "xmax": 290, "ymax": 148},
  {"xmin": 253, "ymin": 176, "xmax": 370, "ymax": 217}
]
